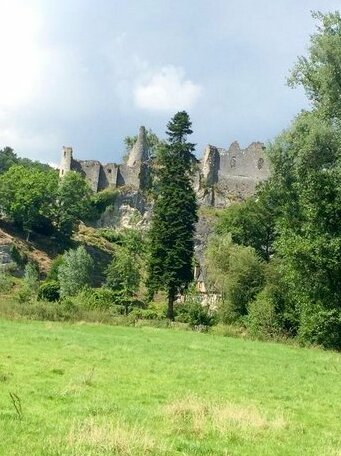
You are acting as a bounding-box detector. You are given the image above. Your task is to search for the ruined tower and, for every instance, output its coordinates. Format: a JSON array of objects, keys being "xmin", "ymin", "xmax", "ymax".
[
  {"xmin": 119, "ymin": 126, "xmax": 150, "ymax": 189},
  {"xmin": 59, "ymin": 146, "xmax": 73, "ymax": 177},
  {"xmin": 202, "ymin": 145, "xmax": 220, "ymax": 186},
  {"xmin": 126, "ymin": 126, "xmax": 148, "ymax": 167}
]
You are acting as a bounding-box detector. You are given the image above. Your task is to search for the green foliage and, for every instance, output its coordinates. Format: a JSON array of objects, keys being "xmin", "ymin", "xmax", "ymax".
[
  {"xmin": 56, "ymin": 171, "xmax": 93, "ymax": 237},
  {"xmin": 175, "ymin": 297, "xmax": 215, "ymax": 328},
  {"xmin": 0, "ymin": 147, "xmax": 51, "ymax": 175},
  {"xmin": 124, "ymin": 128, "xmax": 163, "ymax": 159},
  {"xmin": 247, "ymin": 289, "xmax": 282, "ymax": 340},
  {"xmin": 216, "ymin": 184, "xmax": 277, "ymax": 260},
  {"xmin": 147, "ymin": 111, "xmax": 198, "ymax": 319},
  {"xmin": 72, "ymin": 287, "xmax": 118, "ymax": 311},
  {"xmin": 0, "ymin": 271, "xmax": 14, "ymax": 292},
  {"xmin": 206, "ymin": 234, "xmax": 264, "ymax": 323},
  {"xmin": 289, "ymin": 11, "xmax": 341, "ymax": 121},
  {"xmin": 240, "ymin": 11, "xmax": 341, "ymax": 349},
  {"xmin": 298, "ymin": 306, "xmax": 341, "ymax": 350},
  {"xmin": 9, "ymin": 245, "xmax": 27, "ymax": 268},
  {"xmin": 38, "ymin": 280, "xmax": 60, "ymax": 302},
  {"xmin": 47, "ymin": 255, "xmax": 65, "ymax": 282},
  {"xmin": 90, "ymin": 188, "xmax": 118, "ymax": 217},
  {"xmin": 58, "ymin": 246, "xmax": 94, "ymax": 298},
  {"xmin": 267, "ymin": 112, "xmax": 341, "ymax": 347},
  {"xmin": 0, "ymin": 147, "xmax": 19, "ymax": 174},
  {"xmin": 106, "ymin": 247, "xmax": 141, "ymax": 314},
  {"xmin": 0, "ymin": 165, "xmax": 58, "ymax": 236},
  {"xmin": 24, "ymin": 262, "xmax": 39, "ymax": 293}
]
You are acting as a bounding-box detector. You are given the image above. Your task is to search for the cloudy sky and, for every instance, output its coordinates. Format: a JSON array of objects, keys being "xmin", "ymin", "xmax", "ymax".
[{"xmin": 0, "ymin": 0, "xmax": 339, "ymax": 165}]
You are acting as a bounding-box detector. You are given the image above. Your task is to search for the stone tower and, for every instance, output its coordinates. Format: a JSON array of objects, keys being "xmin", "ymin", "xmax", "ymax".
[
  {"xmin": 59, "ymin": 146, "xmax": 73, "ymax": 177},
  {"xmin": 127, "ymin": 126, "xmax": 148, "ymax": 167},
  {"xmin": 202, "ymin": 145, "xmax": 220, "ymax": 186}
]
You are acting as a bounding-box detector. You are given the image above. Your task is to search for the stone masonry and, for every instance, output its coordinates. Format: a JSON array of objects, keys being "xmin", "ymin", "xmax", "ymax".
[{"xmin": 59, "ymin": 126, "xmax": 270, "ymax": 206}]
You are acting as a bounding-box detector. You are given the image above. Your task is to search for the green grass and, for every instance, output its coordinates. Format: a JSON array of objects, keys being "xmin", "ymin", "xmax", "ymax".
[{"xmin": 0, "ymin": 319, "xmax": 340, "ymax": 455}]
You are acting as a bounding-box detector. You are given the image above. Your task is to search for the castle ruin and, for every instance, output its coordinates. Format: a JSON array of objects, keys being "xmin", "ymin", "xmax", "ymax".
[{"xmin": 59, "ymin": 126, "xmax": 270, "ymax": 206}]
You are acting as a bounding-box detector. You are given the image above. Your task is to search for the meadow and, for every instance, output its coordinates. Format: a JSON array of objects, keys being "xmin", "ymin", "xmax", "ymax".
[{"xmin": 0, "ymin": 319, "xmax": 340, "ymax": 455}]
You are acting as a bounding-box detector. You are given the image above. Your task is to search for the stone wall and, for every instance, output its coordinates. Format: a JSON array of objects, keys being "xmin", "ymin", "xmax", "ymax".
[{"xmin": 59, "ymin": 128, "xmax": 270, "ymax": 207}]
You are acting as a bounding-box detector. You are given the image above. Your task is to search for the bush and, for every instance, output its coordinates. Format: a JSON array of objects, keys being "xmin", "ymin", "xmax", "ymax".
[
  {"xmin": 72, "ymin": 287, "xmax": 118, "ymax": 311},
  {"xmin": 24, "ymin": 262, "xmax": 39, "ymax": 292},
  {"xmin": 298, "ymin": 307, "xmax": 341, "ymax": 350},
  {"xmin": 175, "ymin": 296, "xmax": 216, "ymax": 328},
  {"xmin": 206, "ymin": 234, "xmax": 264, "ymax": 322},
  {"xmin": 247, "ymin": 289, "xmax": 281, "ymax": 340},
  {"xmin": 98, "ymin": 229, "xmax": 123, "ymax": 244},
  {"xmin": 58, "ymin": 246, "xmax": 94, "ymax": 298},
  {"xmin": 216, "ymin": 298, "xmax": 243, "ymax": 325},
  {"xmin": 38, "ymin": 280, "xmax": 60, "ymax": 302},
  {"xmin": 0, "ymin": 271, "xmax": 14, "ymax": 292},
  {"xmin": 90, "ymin": 189, "xmax": 118, "ymax": 218},
  {"xmin": 9, "ymin": 245, "xmax": 27, "ymax": 268},
  {"xmin": 129, "ymin": 307, "xmax": 162, "ymax": 321},
  {"xmin": 47, "ymin": 255, "xmax": 65, "ymax": 281}
]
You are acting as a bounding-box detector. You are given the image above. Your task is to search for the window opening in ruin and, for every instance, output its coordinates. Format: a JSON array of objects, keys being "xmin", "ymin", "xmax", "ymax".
[
  {"xmin": 230, "ymin": 156, "xmax": 236, "ymax": 168},
  {"xmin": 257, "ymin": 158, "xmax": 264, "ymax": 169}
]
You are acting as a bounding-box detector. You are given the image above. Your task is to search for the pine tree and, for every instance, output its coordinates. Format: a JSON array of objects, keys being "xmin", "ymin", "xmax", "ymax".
[{"xmin": 147, "ymin": 111, "xmax": 198, "ymax": 320}]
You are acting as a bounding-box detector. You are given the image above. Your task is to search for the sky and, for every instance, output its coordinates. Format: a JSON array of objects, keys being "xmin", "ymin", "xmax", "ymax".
[{"xmin": 0, "ymin": 0, "xmax": 340, "ymax": 166}]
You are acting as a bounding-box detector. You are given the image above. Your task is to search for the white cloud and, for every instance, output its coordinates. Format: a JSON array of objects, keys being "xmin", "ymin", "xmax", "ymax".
[
  {"xmin": 134, "ymin": 65, "xmax": 202, "ymax": 112},
  {"xmin": 0, "ymin": 125, "xmax": 60, "ymax": 160},
  {"xmin": 0, "ymin": 1, "xmax": 43, "ymax": 110}
]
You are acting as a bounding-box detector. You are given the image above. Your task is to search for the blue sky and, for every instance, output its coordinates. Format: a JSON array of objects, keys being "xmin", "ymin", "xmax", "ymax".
[{"xmin": 0, "ymin": 0, "xmax": 340, "ymax": 165}]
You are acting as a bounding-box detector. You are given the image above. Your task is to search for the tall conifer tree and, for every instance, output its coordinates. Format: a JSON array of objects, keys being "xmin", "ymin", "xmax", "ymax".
[{"xmin": 147, "ymin": 111, "xmax": 198, "ymax": 319}]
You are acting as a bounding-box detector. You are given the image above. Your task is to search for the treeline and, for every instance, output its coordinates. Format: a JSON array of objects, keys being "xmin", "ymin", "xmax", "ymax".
[{"xmin": 206, "ymin": 11, "xmax": 341, "ymax": 349}]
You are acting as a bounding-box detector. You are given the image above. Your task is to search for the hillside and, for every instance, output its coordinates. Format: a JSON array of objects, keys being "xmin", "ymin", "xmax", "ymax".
[
  {"xmin": 0, "ymin": 319, "xmax": 340, "ymax": 455},
  {"xmin": 0, "ymin": 222, "xmax": 56, "ymax": 274},
  {"xmin": 0, "ymin": 221, "xmax": 117, "ymax": 282}
]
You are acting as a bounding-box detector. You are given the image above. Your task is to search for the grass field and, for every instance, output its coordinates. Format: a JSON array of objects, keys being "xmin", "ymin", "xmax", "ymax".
[{"xmin": 0, "ymin": 319, "xmax": 340, "ymax": 455}]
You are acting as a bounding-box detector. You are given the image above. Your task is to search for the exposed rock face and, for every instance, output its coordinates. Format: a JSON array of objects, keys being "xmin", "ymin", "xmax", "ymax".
[
  {"xmin": 96, "ymin": 191, "xmax": 152, "ymax": 230},
  {"xmin": 0, "ymin": 244, "xmax": 15, "ymax": 270}
]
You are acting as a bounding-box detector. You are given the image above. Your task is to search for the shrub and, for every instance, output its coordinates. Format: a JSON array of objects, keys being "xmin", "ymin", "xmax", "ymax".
[
  {"xmin": 0, "ymin": 271, "xmax": 14, "ymax": 292},
  {"xmin": 72, "ymin": 287, "xmax": 118, "ymax": 311},
  {"xmin": 130, "ymin": 307, "xmax": 162, "ymax": 320},
  {"xmin": 206, "ymin": 234, "xmax": 264, "ymax": 323},
  {"xmin": 247, "ymin": 289, "xmax": 281, "ymax": 340},
  {"xmin": 175, "ymin": 296, "xmax": 216, "ymax": 328},
  {"xmin": 24, "ymin": 262, "xmax": 39, "ymax": 291},
  {"xmin": 58, "ymin": 246, "xmax": 94, "ymax": 298},
  {"xmin": 298, "ymin": 307, "xmax": 341, "ymax": 350},
  {"xmin": 47, "ymin": 255, "xmax": 65, "ymax": 281},
  {"xmin": 38, "ymin": 280, "xmax": 60, "ymax": 302},
  {"xmin": 90, "ymin": 189, "xmax": 118, "ymax": 218},
  {"xmin": 9, "ymin": 245, "xmax": 27, "ymax": 268}
]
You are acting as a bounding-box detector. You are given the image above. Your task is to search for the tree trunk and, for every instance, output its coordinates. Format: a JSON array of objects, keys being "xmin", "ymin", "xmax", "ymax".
[{"xmin": 167, "ymin": 289, "xmax": 175, "ymax": 320}]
